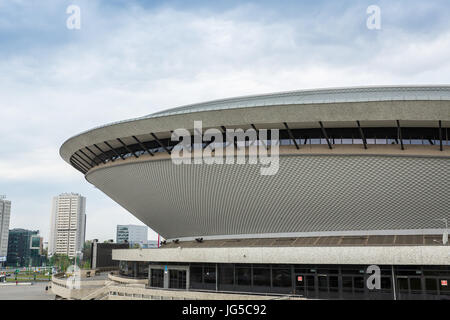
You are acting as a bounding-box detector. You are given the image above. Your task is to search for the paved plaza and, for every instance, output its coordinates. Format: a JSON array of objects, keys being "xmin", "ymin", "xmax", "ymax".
[{"xmin": 0, "ymin": 282, "xmax": 55, "ymax": 300}]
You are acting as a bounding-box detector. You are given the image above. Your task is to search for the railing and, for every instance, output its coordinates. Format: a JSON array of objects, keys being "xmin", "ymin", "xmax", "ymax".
[
  {"xmin": 52, "ymin": 272, "xmax": 305, "ymax": 300},
  {"xmin": 105, "ymin": 285, "xmax": 304, "ymax": 300},
  {"xmin": 51, "ymin": 273, "xmax": 109, "ymax": 300},
  {"xmin": 108, "ymin": 273, "xmax": 148, "ymax": 285}
]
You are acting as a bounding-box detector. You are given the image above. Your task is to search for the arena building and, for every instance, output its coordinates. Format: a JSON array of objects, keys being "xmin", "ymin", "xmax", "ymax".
[{"xmin": 60, "ymin": 86, "xmax": 450, "ymax": 299}]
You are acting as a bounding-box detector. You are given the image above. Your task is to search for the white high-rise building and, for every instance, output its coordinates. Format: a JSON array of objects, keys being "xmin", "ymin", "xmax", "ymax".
[
  {"xmin": 49, "ymin": 193, "xmax": 86, "ymax": 258},
  {"xmin": 116, "ymin": 225, "xmax": 148, "ymax": 247},
  {"xmin": 0, "ymin": 196, "xmax": 11, "ymax": 264}
]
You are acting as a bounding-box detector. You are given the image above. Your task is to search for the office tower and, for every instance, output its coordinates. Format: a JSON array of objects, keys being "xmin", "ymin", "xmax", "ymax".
[
  {"xmin": 0, "ymin": 196, "xmax": 11, "ymax": 265},
  {"xmin": 49, "ymin": 193, "xmax": 86, "ymax": 258},
  {"xmin": 7, "ymin": 229, "xmax": 44, "ymax": 267}
]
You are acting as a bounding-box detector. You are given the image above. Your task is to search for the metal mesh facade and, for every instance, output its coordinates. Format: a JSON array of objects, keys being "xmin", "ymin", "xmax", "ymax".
[{"xmin": 86, "ymin": 154, "xmax": 450, "ymax": 240}]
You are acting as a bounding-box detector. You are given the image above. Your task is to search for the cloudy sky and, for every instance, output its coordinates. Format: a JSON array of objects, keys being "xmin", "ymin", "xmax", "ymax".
[{"xmin": 1, "ymin": 0, "xmax": 449, "ymax": 242}]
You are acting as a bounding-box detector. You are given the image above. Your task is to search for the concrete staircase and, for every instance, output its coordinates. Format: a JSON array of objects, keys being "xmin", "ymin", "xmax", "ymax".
[{"xmin": 80, "ymin": 280, "xmax": 114, "ymax": 300}]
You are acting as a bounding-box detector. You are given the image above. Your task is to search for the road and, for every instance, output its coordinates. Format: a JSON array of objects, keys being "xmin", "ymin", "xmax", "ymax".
[{"xmin": 0, "ymin": 282, "xmax": 55, "ymax": 300}]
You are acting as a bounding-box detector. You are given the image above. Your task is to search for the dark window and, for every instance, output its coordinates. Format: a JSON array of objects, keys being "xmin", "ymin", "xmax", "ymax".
[
  {"xmin": 352, "ymin": 276, "xmax": 365, "ymax": 297},
  {"xmin": 354, "ymin": 277, "xmax": 364, "ymax": 289},
  {"xmin": 190, "ymin": 265, "xmax": 203, "ymax": 289},
  {"xmin": 138, "ymin": 262, "xmax": 148, "ymax": 278},
  {"xmin": 236, "ymin": 266, "xmax": 251, "ymax": 286},
  {"xmin": 253, "ymin": 267, "xmax": 270, "ymax": 287},
  {"xmin": 398, "ymin": 278, "xmax": 409, "ymax": 291},
  {"xmin": 318, "ymin": 276, "xmax": 328, "ymax": 292},
  {"xmin": 119, "ymin": 261, "xmax": 128, "ymax": 276},
  {"xmin": 272, "ymin": 267, "xmax": 291, "ymax": 288},
  {"xmin": 341, "ymin": 267, "xmax": 365, "ymax": 276},
  {"xmin": 169, "ymin": 270, "xmax": 186, "ymax": 289},
  {"xmin": 410, "ymin": 278, "xmax": 422, "ymax": 293},
  {"xmin": 294, "ymin": 267, "xmax": 313, "ymax": 274},
  {"xmin": 317, "ymin": 268, "xmax": 339, "ymax": 275},
  {"xmin": 381, "ymin": 277, "xmax": 392, "ymax": 290},
  {"xmin": 305, "ymin": 275, "xmax": 316, "ymax": 297},
  {"xmin": 425, "ymin": 278, "xmax": 438, "ymax": 293},
  {"xmin": 219, "ymin": 264, "xmax": 234, "ymax": 285},
  {"xmin": 119, "ymin": 261, "xmax": 134, "ymax": 277},
  {"xmin": 397, "ymin": 267, "xmax": 422, "ymax": 276},
  {"xmin": 329, "ymin": 276, "xmax": 339, "ymax": 290},
  {"xmin": 343, "ymin": 277, "xmax": 353, "ymax": 293},
  {"xmin": 423, "ymin": 266, "xmax": 450, "ymax": 277},
  {"xmin": 328, "ymin": 275, "xmax": 339, "ymax": 298},
  {"xmin": 151, "ymin": 269, "xmax": 164, "ymax": 288},
  {"xmin": 129, "ymin": 262, "xmax": 136, "ymax": 277},
  {"xmin": 204, "ymin": 265, "xmax": 216, "ymax": 284}
]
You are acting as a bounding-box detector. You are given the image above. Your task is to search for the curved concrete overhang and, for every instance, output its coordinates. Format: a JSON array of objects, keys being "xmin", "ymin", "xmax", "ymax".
[{"xmin": 60, "ymin": 86, "xmax": 450, "ymax": 165}]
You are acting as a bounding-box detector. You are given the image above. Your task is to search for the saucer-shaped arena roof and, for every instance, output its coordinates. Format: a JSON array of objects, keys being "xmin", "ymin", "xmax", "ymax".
[
  {"xmin": 147, "ymin": 85, "xmax": 450, "ymax": 118},
  {"xmin": 59, "ymin": 86, "xmax": 450, "ymax": 240},
  {"xmin": 60, "ymin": 85, "xmax": 450, "ymax": 166}
]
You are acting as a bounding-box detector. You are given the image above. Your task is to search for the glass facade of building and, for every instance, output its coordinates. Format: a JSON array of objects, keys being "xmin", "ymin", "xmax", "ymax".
[
  {"xmin": 7, "ymin": 229, "xmax": 43, "ymax": 267},
  {"xmin": 119, "ymin": 261, "xmax": 450, "ymax": 300}
]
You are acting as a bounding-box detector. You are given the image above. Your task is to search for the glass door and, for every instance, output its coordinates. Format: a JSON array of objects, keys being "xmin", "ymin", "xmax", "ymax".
[
  {"xmin": 318, "ymin": 275, "xmax": 329, "ymax": 299},
  {"xmin": 305, "ymin": 275, "xmax": 316, "ymax": 298},
  {"xmin": 150, "ymin": 269, "xmax": 164, "ymax": 288},
  {"xmin": 294, "ymin": 274, "xmax": 305, "ymax": 297},
  {"xmin": 169, "ymin": 269, "xmax": 187, "ymax": 289},
  {"xmin": 397, "ymin": 276, "xmax": 409, "ymax": 299},
  {"xmin": 409, "ymin": 277, "xmax": 423, "ymax": 299}
]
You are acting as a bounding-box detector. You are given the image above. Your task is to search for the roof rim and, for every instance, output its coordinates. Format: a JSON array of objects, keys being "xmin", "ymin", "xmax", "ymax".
[{"xmin": 62, "ymin": 84, "xmax": 450, "ymax": 147}]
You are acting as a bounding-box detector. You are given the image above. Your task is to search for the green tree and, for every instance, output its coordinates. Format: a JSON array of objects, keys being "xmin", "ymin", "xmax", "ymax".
[
  {"xmin": 81, "ymin": 240, "xmax": 92, "ymax": 269},
  {"xmin": 82, "ymin": 260, "xmax": 91, "ymax": 269},
  {"xmin": 49, "ymin": 254, "xmax": 71, "ymax": 272}
]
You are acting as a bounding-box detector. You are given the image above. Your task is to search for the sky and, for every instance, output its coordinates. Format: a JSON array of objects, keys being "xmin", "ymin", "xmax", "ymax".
[{"xmin": 0, "ymin": 0, "xmax": 450, "ymax": 242}]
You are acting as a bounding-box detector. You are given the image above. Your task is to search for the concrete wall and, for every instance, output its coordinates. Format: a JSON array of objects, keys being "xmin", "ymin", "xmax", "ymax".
[
  {"xmin": 51, "ymin": 275, "xmax": 106, "ymax": 300},
  {"xmin": 108, "ymin": 273, "xmax": 147, "ymax": 285},
  {"xmin": 112, "ymin": 245, "xmax": 450, "ymax": 266}
]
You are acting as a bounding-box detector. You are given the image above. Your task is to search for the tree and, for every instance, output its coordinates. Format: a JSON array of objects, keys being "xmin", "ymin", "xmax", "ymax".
[
  {"xmin": 41, "ymin": 247, "xmax": 48, "ymax": 259},
  {"xmin": 82, "ymin": 260, "xmax": 91, "ymax": 269},
  {"xmin": 81, "ymin": 240, "xmax": 92, "ymax": 269},
  {"xmin": 48, "ymin": 254, "xmax": 71, "ymax": 272}
]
